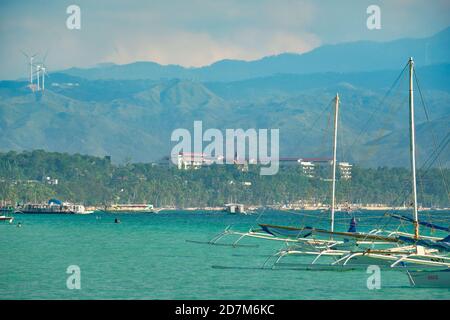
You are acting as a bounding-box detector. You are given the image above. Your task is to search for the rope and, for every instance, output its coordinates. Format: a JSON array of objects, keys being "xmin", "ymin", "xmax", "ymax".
[
  {"xmin": 347, "ymin": 62, "xmax": 409, "ymax": 158},
  {"xmin": 414, "ymin": 68, "xmax": 450, "ymax": 201}
]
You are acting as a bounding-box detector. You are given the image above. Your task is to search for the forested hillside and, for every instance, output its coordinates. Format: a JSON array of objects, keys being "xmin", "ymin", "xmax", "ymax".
[{"xmin": 0, "ymin": 151, "xmax": 448, "ymax": 207}]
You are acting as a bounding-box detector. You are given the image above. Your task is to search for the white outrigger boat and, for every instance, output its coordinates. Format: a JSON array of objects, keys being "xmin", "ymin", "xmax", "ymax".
[
  {"xmin": 268, "ymin": 58, "xmax": 450, "ymax": 273},
  {"xmin": 188, "ymin": 58, "xmax": 450, "ymax": 281},
  {"xmin": 188, "ymin": 93, "xmax": 389, "ymax": 250}
]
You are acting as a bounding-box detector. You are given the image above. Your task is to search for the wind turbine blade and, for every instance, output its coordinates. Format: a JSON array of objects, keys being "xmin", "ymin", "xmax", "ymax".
[
  {"xmin": 42, "ymin": 49, "xmax": 48, "ymax": 63},
  {"xmin": 21, "ymin": 50, "xmax": 29, "ymax": 58}
]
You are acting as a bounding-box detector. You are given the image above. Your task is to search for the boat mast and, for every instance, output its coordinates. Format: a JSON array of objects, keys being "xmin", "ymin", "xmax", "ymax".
[
  {"xmin": 408, "ymin": 57, "xmax": 419, "ymax": 239},
  {"xmin": 330, "ymin": 93, "xmax": 339, "ymax": 233}
]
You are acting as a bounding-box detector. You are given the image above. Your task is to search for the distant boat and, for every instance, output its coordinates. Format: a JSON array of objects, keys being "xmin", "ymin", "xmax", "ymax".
[
  {"xmin": 101, "ymin": 204, "xmax": 159, "ymax": 213},
  {"xmin": 0, "ymin": 206, "xmax": 14, "ymax": 223},
  {"xmin": 407, "ymin": 269, "xmax": 450, "ymax": 288},
  {"xmin": 224, "ymin": 203, "xmax": 247, "ymax": 215},
  {"xmin": 15, "ymin": 199, "xmax": 89, "ymax": 214},
  {"xmin": 0, "ymin": 216, "xmax": 14, "ymax": 223}
]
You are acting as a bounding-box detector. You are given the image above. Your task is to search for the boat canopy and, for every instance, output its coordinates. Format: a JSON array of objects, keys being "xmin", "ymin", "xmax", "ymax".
[
  {"xmin": 259, "ymin": 224, "xmax": 313, "ymax": 238},
  {"xmin": 398, "ymin": 235, "xmax": 450, "ymax": 252},
  {"xmin": 259, "ymin": 217, "xmax": 359, "ymax": 240},
  {"xmin": 388, "ymin": 213, "xmax": 450, "ymax": 232}
]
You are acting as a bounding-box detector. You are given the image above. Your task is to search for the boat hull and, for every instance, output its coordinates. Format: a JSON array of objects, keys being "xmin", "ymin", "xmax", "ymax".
[
  {"xmin": 0, "ymin": 215, "xmax": 14, "ymax": 223},
  {"xmin": 407, "ymin": 269, "xmax": 450, "ymax": 288},
  {"xmin": 15, "ymin": 210, "xmax": 79, "ymax": 214},
  {"xmin": 100, "ymin": 210, "xmax": 158, "ymax": 214}
]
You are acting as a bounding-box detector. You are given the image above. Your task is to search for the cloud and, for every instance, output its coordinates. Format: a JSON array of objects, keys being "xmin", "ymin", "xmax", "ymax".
[
  {"xmin": 0, "ymin": 0, "xmax": 448, "ymax": 79},
  {"xmin": 100, "ymin": 0, "xmax": 320, "ymax": 66},
  {"xmin": 103, "ymin": 28, "xmax": 320, "ymax": 67}
]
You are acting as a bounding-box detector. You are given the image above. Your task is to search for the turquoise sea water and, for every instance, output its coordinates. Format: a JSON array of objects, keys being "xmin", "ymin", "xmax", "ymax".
[{"xmin": 0, "ymin": 210, "xmax": 449, "ymax": 299}]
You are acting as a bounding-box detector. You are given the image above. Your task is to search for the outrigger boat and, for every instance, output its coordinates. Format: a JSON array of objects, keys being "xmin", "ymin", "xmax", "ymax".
[
  {"xmin": 268, "ymin": 58, "xmax": 450, "ymax": 272},
  {"xmin": 189, "ymin": 58, "xmax": 450, "ymax": 278},
  {"xmin": 191, "ymin": 89, "xmax": 413, "ymax": 248},
  {"xmin": 189, "ymin": 91, "xmax": 416, "ymax": 251},
  {"xmin": 188, "ymin": 93, "xmax": 375, "ymax": 249}
]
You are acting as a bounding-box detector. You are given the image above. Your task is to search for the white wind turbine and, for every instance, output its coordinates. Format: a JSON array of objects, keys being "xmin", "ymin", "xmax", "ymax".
[
  {"xmin": 35, "ymin": 64, "xmax": 41, "ymax": 90},
  {"xmin": 41, "ymin": 66, "xmax": 46, "ymax": 90},
  {"xmin": 36, "ymin": 51, "xmax": 49, "ymax": 91},
  {"xmin": 21, "ymin": 51, "xmax": 37, "ymax": 85},
  {"xmin": 40, "ymin": 65, "xmax": 49, "ymax": 91}
]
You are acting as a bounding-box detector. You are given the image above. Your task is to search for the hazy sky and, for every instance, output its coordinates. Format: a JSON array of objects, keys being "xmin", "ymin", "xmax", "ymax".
[{"xmin": 0, "ymin": 0, "xmax": 449, "ymax": 79}]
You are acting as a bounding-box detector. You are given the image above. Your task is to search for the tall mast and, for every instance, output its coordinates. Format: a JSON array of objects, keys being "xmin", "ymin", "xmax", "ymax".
[
  {"xmin": 330, "ymin": 93, "xmax": 339, "ymax": 233},
  {"xmin": 408, "ymin": 57, "xmax": 419, "ymax": 239}
]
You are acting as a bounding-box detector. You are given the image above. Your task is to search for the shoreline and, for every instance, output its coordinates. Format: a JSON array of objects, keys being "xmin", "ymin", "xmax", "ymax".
[{"xmin": 84, "ymin": 205, "xmax": 450, "ymax": 213}]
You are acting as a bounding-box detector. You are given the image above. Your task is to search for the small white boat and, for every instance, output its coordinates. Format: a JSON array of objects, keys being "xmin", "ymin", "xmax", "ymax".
[
  {"xmin": 0, "ymin": 215, "xmax": 14, "ymax": 223},
  {"xmin": 407, "ymin": 269, "xmax": 450, "ymax": 288},
  {"xmin": 102, "ymin": 204, "xmax": 158, "ymax": 213}
]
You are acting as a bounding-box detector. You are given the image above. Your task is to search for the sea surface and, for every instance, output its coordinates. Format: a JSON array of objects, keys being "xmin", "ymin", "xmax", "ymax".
[{"xmin": 1, "ymin": 210, "xmax": 449, "ymax": 299}]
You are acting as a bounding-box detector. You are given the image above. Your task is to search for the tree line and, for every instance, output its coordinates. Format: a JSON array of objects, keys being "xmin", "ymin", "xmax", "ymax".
[{"xmin": 0, "ymin": 150, "xmax": 448, "ymax": 207}]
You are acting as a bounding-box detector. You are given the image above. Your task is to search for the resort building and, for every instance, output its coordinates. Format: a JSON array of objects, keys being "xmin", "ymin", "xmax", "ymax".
[
  {"xmin": 44, "ymin": 176, "xmax": 59, "ymax": 185},
  {"xmin": 170, "ymin": 153, "xmax": 352, "ymax": 180},
  {"xmin": 338, "ymin": 162, "xmax": 353, "ymax": 180},
  {"xmin": 299, "ymin": 161, "xmax": 315, "ymax": 178},
  {"xmin": 175, "ymin": 152, "xmax": 225, "ymax": 170}
]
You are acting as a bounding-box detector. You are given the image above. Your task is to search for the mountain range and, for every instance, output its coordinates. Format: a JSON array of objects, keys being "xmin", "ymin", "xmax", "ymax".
[
  {"xmin": 0, "ymin": 27, "xmax": 449, "ymax": 168},
  {"xmin": 62, "ymin": 27, "xmax": 450, "ymax": 82}
]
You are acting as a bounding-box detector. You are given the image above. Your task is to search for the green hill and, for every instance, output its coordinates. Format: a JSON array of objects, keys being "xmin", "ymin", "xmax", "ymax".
[{"xmin": 0, "ymin": 67, "xmax": 448, "ymax": 167}]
